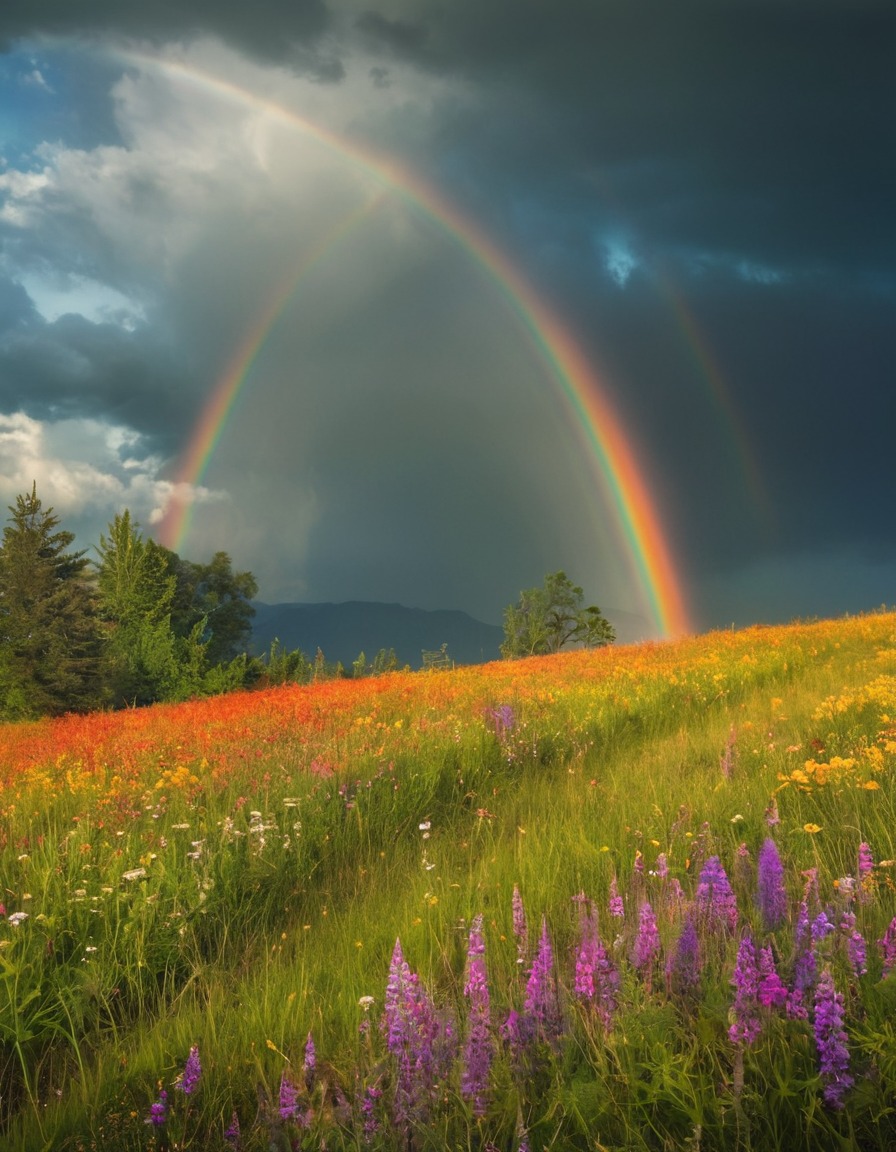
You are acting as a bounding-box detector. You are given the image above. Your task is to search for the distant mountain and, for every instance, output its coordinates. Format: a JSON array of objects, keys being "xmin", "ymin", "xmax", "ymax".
[{"xmin": 250, "ymin": 601, "xmax": 504, "ymax": 669}]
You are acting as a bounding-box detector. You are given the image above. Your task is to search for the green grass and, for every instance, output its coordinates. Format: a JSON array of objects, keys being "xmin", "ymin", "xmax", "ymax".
[{"xmin": 1, "ymin": 613, "xmax": 895, "ymax": 1149}]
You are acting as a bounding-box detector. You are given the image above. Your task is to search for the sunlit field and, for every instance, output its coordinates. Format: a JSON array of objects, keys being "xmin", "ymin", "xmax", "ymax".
[{"xmin": 2, "ymin": 612, "xmax": 895, "ymax": 1151}]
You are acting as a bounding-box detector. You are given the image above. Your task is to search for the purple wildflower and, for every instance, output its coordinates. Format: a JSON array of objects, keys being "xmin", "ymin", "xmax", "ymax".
[
  {"xmin": 631, "ymin": 900, "xmax": 661, "ymax": 980},
  {"xmin": 666, "ymin": 915, "xmax": 700, "ymax": 998},
  {"xmin": 461, "ymin": 915, "xmax": 492, "ymax": 1117},
  {"xmin": 878, "ymin": 916, "xmax": 896, "ymax": 977},
  {"xmin": 360, "ymin": 1083, "xmax": 382, "ymax": 1143},
  {"xmin": 729, "ymin": 933, "xmax": 762, "ymax": 1046},
  {"xmin": 279, "ymin": 1072, "xmax": 299, "ymax": 1121},
  {"xmin": 179, "ymin": 1045, "xmax": 201, "ymax": 1095},
  {"xmin": 814, "ymin": 968, "xmax": 853, "ymax": 1109},
  {"xmin": 512, "ymin": 885, "xmax": 528, "ymax": 965},
  {"xmin": 303, "ymin": 1031, "xmax": 316, "ymax": 1089},
  {"xmin": 608, "ymin": 875, "xmax": 624, "ymax": 920},
  {"xmin": 654, "ymin": 853, "xmax": 669, "ymax": 880},
  {"xmin": 489, "ymin": 704, "xmax": 516, "ymax": 737},
  {"xmin": 811, "ymin": 911, "xmax": 835, "ymax": 941},
  {"xmin": 633, "ymin": 849, "xmax": 644, "ymax": 877},
  {"xmin": 146, "ymin": 1088, "xmax": 168, "ymax": 1128},
  {"xmin": 575, "ymin": 907, "xmax": 618, "ymax": 1026},
  {"xmin": 839, "ymin": 912, "xmax": 867, "ymax": 978},
  {"xmin": 757, "ymin": 838, "xmax": 787, "ymax": 931},
  {"xmin": 788, "ymin": 898, "xmax": 817, "ymax": 1019},
  {"xmin": 525, "ymin": 917, "xmax": 560, "ymax": 1040},
  {"xmin": 757, "ymin": 945, "xmax": 788, "ymax": 1010},
  {"xmin": 695, "ymin": 856, "xmax": 738, "ymax": 932},
  {"xmin": 224, "ymin": 1110, "xmax": 241, "ymax": 1149},
  {"xmin": 764, "ymin": 795, "xmax": 780, "ymax": 827}
]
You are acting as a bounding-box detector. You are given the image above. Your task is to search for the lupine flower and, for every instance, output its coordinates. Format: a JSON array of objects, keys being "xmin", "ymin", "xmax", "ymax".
[
  {"xmin": 666, "ymin": 915, "xmax": 700, "ymax": 998},
  {"xmin": 788, "ymin": 898, "xmax": 817, "ymax": 1019},
  {"xmin": 461, "ymin": 916, "xmax": 492, "ymax": 1117},
  {"xmin": 839, "ymin": 912, "xmax": 867, "ymax": 978},
  {"xmin": 811, "ymin": 911, "xmax": 835, "ymax": 941},
  {"xmin": 729, "ymin": 933, "xmax": 762, "ymax": 1046},
  {"xmin": 654, "ymin": 852, "xmax": 669, "ymax": 880},
  {"xmin": 179, "ymin": 1045, "xmax": 201, "ymax": 1095},
  {"xmin": 814, "ymin": 968, "xmax": 853, "ymax": 1109},
  {"xmin": 279, "ymin": 1072, "xmax": 299, "ymax": 1121},
  {"xmin": 695, "ymin": 856, "xmax": 738, "ymax": 932},
  {"xmin": 631, "ymin": 900, "xmax": 661, "ymax": 979},
  {"xmin": 525, "ymin": 917, "xmax": 561, "ymax": 1040},
  {"xmin": 360, "ymin": 1083, "xmax": 382, "ymax": 1143},
  {"xmin": 857, "ymin": 842, "xmax": 875, "ymax": 904},
  {"xmin": 633, "ymin": 849, "xmax": 644, "ymax": 877},
  {"xmin": 608, "ymin": 875, "xmax": 624, "ymax": 919},
  {"xmin": 303, "ymin": 1032, "xmax": 316, "ymax": 1089},
  {"xmin": 512, "ymin": 885, "xmax": 528, "ymax": 964},
  {"xmin": 757, "ymin": 945, "xmax": 788, "ymax": 1010},
  {"xmin": 146, "ymin": 1088, "xmax": 168, "ymax": 1127},
  {"xmin": 878, "ymin": 916, "xmax": 896, "ymax": 977},
  {"xmin": 757, "ymin": 838, "xmax": 787, "ymax": 930},
  {"xmin": 224, "ymin": 1110, "xmax": 241, "ymax": 1148},
  {"xmin": 574, "ymin": 907, "xmax": 619, "ymax": 1026}
]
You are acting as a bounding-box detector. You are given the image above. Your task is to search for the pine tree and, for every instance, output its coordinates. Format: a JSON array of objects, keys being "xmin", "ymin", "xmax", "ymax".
[{"xmin": 0, "ymin": 483, "xmax": 103, "ymax": 717}]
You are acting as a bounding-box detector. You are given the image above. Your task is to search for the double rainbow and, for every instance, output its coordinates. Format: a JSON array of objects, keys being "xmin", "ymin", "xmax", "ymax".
[{"xmin": 137, "ymin": 52, "xmax": 691, "ymax": 637}]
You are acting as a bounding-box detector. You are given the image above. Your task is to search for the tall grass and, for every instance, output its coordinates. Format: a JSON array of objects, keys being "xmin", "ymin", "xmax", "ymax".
[{"xmin": 1, "ymin": 613, "xmax": 895, "ymax": 1149}]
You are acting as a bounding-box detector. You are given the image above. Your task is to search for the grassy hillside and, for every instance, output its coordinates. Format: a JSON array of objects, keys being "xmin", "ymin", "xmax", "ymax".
[{"xmin": 1, "ymin": 613, "xmax": 895, "ymax": 1150}]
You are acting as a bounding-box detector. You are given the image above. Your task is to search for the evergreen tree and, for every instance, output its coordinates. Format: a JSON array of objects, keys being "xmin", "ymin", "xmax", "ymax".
[
  {"xmin": 161, "ymin": 549, "xmax": 257, "ymax": 666},
  {"xmin": 95, "ymin": 511, "xmax": 179, "ymax": 705},
  {"xmin": 0, "ymin": 484, "xmax": 103, "ymax": 717}
]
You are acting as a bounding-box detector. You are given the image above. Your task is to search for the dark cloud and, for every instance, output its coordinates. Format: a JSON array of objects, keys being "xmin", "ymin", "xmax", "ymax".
[{"xmin": 0, "ymin": 2, "xmax": 893, "ymax": 634}]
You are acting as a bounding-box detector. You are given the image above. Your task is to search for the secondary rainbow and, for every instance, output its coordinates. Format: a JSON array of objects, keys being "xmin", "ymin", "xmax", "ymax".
[
  {"xmin": 156, "ymin": 193, "xmax": 383, "ymax": 552},
  {"xmin": 134, "ymin": 50, "xmax": 691, "ymax": 637}
]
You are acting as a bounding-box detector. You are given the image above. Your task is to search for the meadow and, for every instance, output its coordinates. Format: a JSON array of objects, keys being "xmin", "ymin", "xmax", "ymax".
[{"xmin": 1, "ymin": 612, "xmax": 895, "ymax": 1151}]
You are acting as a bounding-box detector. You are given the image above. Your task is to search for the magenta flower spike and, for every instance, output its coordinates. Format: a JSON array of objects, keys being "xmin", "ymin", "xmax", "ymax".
[
  {"xmin": 757, "ymin": 838, "xmax": 788, "ymax": 931},
  {"xmin": 757, "ymin": 945, "xmax": 788, "ymax": 1010},
  {"xmin": 695, "ymin": 856, "xmax": 739, "ymax": 932},
  {"xmin": 146, "ymin": 1088, "xmax": 168, "ymax": 1128},
  {"xmin": 461, "ymin": 915, "xmax": 492, "ymax": 1117},
  {"xmin": 878, "ymin": 916, "xmax": 896, "ymax": 977},
  {"xmin": 729, "ymin": 933, "xmax": 762, "ymax": 1046},
  {"xmin": 279, "ymin": 1071, "xmax": 299, "ymax": 1121},
  {"xmin": 224, "ymin": 1110, "xmax": 242, "ymax": 1149},
  {"xmin": 512, "ymin": 885, "xmax": 528, "ymax": 965},
  {"xmin": 524, "ymin": 917, "xmax": 559, "ymax": 1038},
  {"xmin": 608, "ymin": 874, "xmax": 624, "ymax": 920},
  {"xmin": 814, "ymin": 968, "xmax": 853, "ymax": 1109},
  {"xmin": 179, "ymin": 1045, "xmax": 201, "ymax": 1095},
  {"xmin": 632, "ymin": 900, "xmax": 661, "ymax": 978},
  {"xmin": 666, "ymin": 914, "xmax": 700, "ymax": 998}
]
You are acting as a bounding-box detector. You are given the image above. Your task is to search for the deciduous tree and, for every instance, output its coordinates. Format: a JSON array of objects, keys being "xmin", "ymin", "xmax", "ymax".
[{"xmin": 501, "ymin": 571, "xmax": 615, "ymax": 658}]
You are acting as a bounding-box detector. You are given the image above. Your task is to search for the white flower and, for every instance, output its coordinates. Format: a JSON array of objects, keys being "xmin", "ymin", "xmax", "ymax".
[
  {"xmin": 121, "ymin": 867, "xmax": 147, "ymax": 882},
  {"xmin": 8, "ymin": 912, "xmax": 29, "ymax": 926},
  {"xmin": 358, "ymin": 995, "xmax": 375, "ymax": 1012}
]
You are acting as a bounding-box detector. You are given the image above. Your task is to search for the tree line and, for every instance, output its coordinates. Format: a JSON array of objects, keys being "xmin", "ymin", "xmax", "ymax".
[{"xmin": 0, "ymin": 485, "xmax": 615, "ymax": 721}]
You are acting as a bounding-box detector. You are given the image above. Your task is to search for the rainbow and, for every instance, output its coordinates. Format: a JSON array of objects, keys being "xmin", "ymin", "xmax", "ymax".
[
  {"xmin": 135, "ymin": 50, "xmax": 691, "ymax": 637},
  {"xmin": 155, "ymin": 192, "xmax": 384, "ymax": 551}
]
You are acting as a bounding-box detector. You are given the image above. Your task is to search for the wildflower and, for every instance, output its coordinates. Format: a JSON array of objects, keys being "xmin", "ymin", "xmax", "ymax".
[
  {"xmin": 729, "ymin": 933, "xmax": 762, "ymax": 1046},
  {"xmin": 303, "ymin": 1032, "xmax": 316, "ymax": 1089},
  {"xmin": 122, "ymin": 867, "xmax": 147, "ymax": 881},
  {"xmin": 839, "ymin": 912, "xmax": 867, "ymax": 978},
  {"xmin": 631, "ymin": 900, "xmax": 661, "ymax": 980},
  {"xmin": 524, "ymin": 917, "xmax": 561, "ymax": 1040},
  {"xmin": 878, "ymin": 916, "xmax": 896, "ymax": 977},
  {"xmin": 654, "ymin": 852, "xmax": 668, "ymax": 880},
  {"xmin": 811, "ymin": 911, "xmax": 835, "ymax": 941},
  {"xmin": 757, "ymin": 838, "xmax": 787, "ymax": 931},
  {"xmin": 360, "ymin": 1083, "xmax": 382, "ymax": 1143},
  {"xmin": 858, "ymin": 842, "xmax": 874, "ymax": 878},
  {"xmin": 146, "ymin": 1088, "xmax": 168, "ymax": 1127},
  {"xmin": 757, "ymin": 945, "xmax": 788, "ymax": 1010},
  {"xmin": 575, "ymin": 906, "xmax": 619, "ymax": 1026},
  {"xmin": 7, "ymin": 912, "xmax": 28, "ymax": 927},
  {"xmin": 608, "ymin": 874, "xmax": 624, "ymax": 919},
  {"xmin": 814, "ymin": 968, "xmax": 853, "ymax": 1109},
  {"xmin": 666, "ymin": 915, "xmax": 700, "ymax": 999},
  {"xmin": 461, "ymin": 915, "xmax": 492, "ymax": 1117},
  {"xmin": 224, "ymin": 1110, "xmax": 241, "ymax": 1148},
  {"xmin": 512, "ymin": 885, "xmax": 528, "ymax": 964},
  {"xmin": 178, "ymin": 1045, "xmax": 201, "ymax": 1095},
  {"xmin": 733, "ymin": 842, "xmax": 753, "ymax": 891},
  {"xmin": 803, "ymin": 823, "xmax": 822, "ymax": 835},
  {"xmin": 279, "ymin": 1071, "xmax": 299, "ymax": 1121},
  {"xmin": 695, "ymin": 856, "xmax": 738, "ymax": 932},
  {"xmin": 764, "ymin": 795, "xmax": 780, "ymax": 827}
]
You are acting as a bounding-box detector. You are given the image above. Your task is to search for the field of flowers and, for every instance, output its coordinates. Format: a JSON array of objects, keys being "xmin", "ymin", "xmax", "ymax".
[{"xmin": 1, "ymin": 612, "xmax": 895, "ymax": 1150}]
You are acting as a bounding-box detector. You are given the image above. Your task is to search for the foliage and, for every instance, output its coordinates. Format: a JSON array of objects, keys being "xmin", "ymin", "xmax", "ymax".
[
  {"xmin": 501, "ymin": 570, "xmax": 615, "ymax": 658},
  {"xmin": 162, "ymin": 548, "xmax": 257, "ymax": 666},
  {"xmin": 1, "ymin": 611, "xmax": 895, "ymax": 1149},
  {"xmin": 0, "ymin": 484, "xmax": 103, "ymax": 718}
]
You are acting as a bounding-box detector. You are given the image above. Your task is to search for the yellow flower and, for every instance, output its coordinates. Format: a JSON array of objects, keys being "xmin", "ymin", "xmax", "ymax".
[
  {"xmin": 862, "ymin": 780, "xmax": 881, "ymax": 790},
  {"xmin": 803, "ymin": 823, "xmax": 822, "ymax": 834}
]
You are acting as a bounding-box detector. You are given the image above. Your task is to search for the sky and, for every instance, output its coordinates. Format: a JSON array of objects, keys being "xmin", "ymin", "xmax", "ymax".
[{"xmin": 0, "ymin": 1, "xmax": 893, "ymax": 642}]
